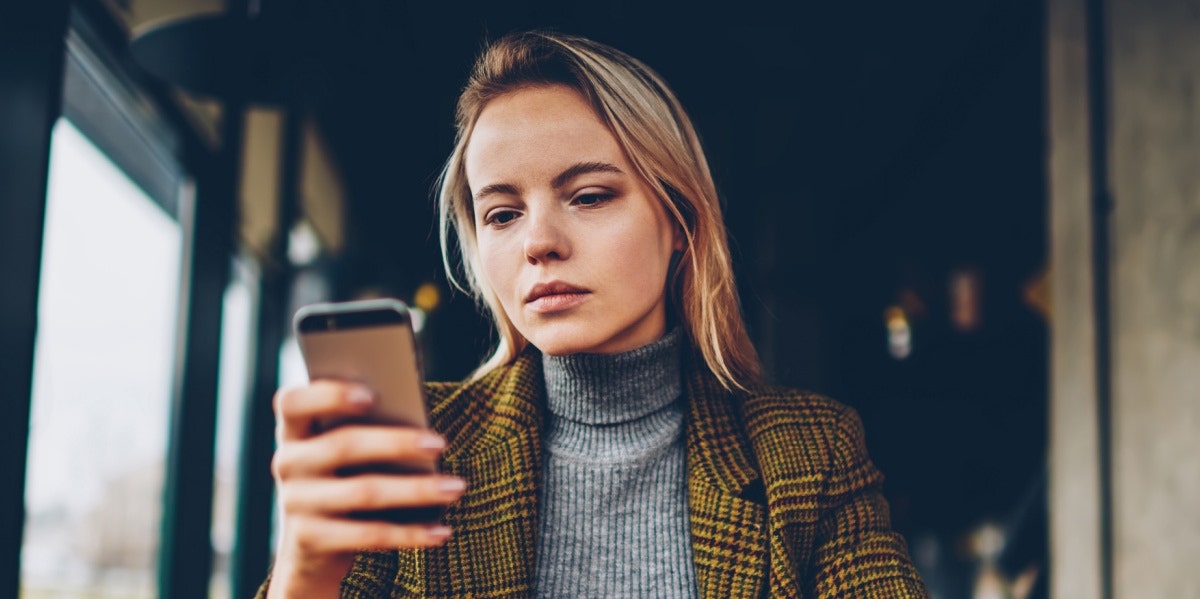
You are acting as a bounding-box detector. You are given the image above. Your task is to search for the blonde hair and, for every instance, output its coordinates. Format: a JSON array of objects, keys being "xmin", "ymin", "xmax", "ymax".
[{"xmin": 437, "ymin": 30, "xmax": 761, "ymax": 390}]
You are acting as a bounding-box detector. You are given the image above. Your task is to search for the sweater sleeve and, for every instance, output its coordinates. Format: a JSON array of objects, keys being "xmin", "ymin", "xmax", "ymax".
[{"xmin": 808, "ymin": 405, "xmax": 929, "ymax": 599}]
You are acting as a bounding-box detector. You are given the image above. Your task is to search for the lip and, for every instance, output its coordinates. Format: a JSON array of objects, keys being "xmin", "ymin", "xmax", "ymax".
[{"xmin": 525, "ymin": 281, "xmax": 590, "ymax": 313}]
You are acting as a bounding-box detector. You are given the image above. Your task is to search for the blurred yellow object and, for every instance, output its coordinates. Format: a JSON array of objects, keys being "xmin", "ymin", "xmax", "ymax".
[
  {"xmin": 885, "ymin": 305, "xmax": 907, "ymax": 330},
  {"xmin": 884, "ymin": 305, "xmax": 912, "ymax": 359},
  {"xmin": 414, "ymin": 282, "xmax": 441, "ymax": 312}
]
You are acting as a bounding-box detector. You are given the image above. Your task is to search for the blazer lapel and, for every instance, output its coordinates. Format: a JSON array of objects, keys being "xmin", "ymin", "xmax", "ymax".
[
  {"xmin": 684, "ymin": 364, "xmax": 769, "ymax": 599},
  {"xmin": 423, "ymin": 350, "xmax": 545, "ymax": 598}
]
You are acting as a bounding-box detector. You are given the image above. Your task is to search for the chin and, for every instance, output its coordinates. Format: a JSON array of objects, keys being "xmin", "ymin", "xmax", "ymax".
[
  {"xmin": 523, "ymin": 321, "xmax": 612, "ymax": 356},
  {"xmin": 528, "ymin": 334, "xmax": 600, "ymax": 356},
  {"xmin": 524, "ymin": 321, "xmax": 662, "ymax": 356}
]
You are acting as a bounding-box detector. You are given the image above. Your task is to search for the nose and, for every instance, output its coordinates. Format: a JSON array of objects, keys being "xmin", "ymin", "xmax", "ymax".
[{"xmin": 523, "ymin": 209, "xmax": 570, "ymax": 265}]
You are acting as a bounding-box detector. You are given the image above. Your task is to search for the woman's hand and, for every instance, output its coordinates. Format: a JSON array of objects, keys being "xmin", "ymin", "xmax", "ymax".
[{"xmin": 265, "ymin": 380, "xmax": 466, "ymax": 599}]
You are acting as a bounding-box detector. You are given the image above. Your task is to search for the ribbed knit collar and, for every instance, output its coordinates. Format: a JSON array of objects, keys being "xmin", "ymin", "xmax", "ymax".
[{"xmin": 541, "ymin": 327, "xmax": 683, "ymax": 426}]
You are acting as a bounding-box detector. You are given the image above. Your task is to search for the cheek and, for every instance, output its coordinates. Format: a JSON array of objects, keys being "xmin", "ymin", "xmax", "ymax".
[
  {"xmin": 477, "ymin": 237, "xmax": 519, "ymax": 304},
  {"xmin": 476, "ymin": 240, "xmax": 501, "ymax": 285},
  {"xmin": 611, "ymin": 221, "xmax": 674, "ymax": 285}
]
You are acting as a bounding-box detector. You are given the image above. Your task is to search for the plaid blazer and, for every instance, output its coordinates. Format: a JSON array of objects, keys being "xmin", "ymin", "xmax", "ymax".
[{"xmin": 293, "ymin": 348, "xmax": 927, "ymax": 598}]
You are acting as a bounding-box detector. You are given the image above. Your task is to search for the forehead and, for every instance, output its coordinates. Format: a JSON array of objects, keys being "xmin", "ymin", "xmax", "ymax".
[{"xmin": 464, "ymin": 85, "xmax": 626, "ymax": 184}]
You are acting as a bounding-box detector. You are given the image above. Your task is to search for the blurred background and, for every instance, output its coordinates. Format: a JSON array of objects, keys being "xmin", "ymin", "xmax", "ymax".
[{"xmin": 2, "ymin": 0, "xmax": 1197, "ymax": 598}]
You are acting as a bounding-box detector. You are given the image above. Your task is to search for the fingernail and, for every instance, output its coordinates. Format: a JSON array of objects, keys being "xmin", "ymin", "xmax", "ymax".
[
  {"xmin": 428, "ymin": 525, "xmax": 452, "ymax": 539},
  {"xmin": 347, "ymin": 387, "xmax": 375, "ymax": 406},
  {"xmin": 439, "ymin": 478, "xmax": 467, "ymax": 493},
  {"xmin": 418, "ymin": 435, "xmax": 446, "ymax": 450}
]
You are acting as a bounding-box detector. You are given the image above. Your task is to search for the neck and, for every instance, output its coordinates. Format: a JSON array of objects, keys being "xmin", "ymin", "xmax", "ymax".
[{"xmin": 540, "ymin": 327, "xmax": 683, "ymax": 425}]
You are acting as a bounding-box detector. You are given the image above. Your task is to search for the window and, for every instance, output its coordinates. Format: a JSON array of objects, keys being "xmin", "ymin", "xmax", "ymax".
[
  {"xmin": 21, "ymin": 21, "xmax": 191, "ymax": 598},
  {"xmin": 22, "ymin": 118, "xmax": 183, "ymax": 598},
  {"xmin": 209, "ymin": 257, "xmax": 259, "ymax": 599}
]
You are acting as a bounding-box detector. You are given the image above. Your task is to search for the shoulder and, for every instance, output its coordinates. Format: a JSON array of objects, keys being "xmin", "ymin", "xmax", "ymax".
[
  {"xmin": 739, "ymin": 385, "xmax": 865, "ymax": 440},
  {"xmin": 737, "ymin": 385, "xmax": 875, "ymax": 475}
]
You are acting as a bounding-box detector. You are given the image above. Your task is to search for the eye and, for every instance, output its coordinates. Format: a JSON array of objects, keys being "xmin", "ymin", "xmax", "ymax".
[
  {"xmin": 484, "ymin": 209, "xmax": 520, "ymax": 227},
  {"xmin": 573, "ymin": 192, "xmax": 614, "ymax": 207}
]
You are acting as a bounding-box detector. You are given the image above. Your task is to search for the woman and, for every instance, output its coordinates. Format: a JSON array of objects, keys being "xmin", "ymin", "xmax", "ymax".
[{"xmin": 262, "ymin": 31, "xmax": 928, "ymax": 598}]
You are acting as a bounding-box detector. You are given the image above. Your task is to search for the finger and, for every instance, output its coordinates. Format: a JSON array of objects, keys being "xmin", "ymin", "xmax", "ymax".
[
  {"xmin": 281, "ymin": 474, "xmax": 467, "ymax": 515},
  {"xmin": 273, "ymin": 426, "xmax": 445, "ymax": 479},
  {"xmin": 274, "ymin": 380, "xmax": 375, "ymax": 441},
  {"xmin": 287, "ymin": 516, "xmax": 453, "ymax": 553}
]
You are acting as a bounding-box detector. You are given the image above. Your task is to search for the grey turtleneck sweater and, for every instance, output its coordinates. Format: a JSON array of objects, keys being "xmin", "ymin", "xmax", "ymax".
[{"xmin": 534, "ymin": 328, "xmax": 698, "ymax": 598}]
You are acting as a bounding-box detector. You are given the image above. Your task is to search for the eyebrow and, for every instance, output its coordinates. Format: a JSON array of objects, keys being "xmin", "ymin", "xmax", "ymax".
[
  {"xmin": 472, "ymin": 161, "xmax": 624, "ymax": 203},
  {"xmin": 551, "ymin": 161, "xmax": 624, "ymax": 189},
  {"xmin": 472, "ymin": 182, "xmax": 520, "ymax": 203}
]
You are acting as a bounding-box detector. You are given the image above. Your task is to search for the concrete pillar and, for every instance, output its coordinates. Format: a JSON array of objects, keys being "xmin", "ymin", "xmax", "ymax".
[
  {"xmin": 1047, "ymin": 0, "xmax": 1104, "ymax": 594},
  {"xmin": 1048, "ymin": 0, "xmax": 1200, "ymax": 597},
  {"xmin": 1107, "ymin": 0, "xmax": 1200, "ymax": 596}
]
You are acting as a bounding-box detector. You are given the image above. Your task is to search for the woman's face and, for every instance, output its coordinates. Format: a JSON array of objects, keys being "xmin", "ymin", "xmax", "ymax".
[{"xmin": 465, "ymin": 84, "xmax": 681, "ymax": 356}]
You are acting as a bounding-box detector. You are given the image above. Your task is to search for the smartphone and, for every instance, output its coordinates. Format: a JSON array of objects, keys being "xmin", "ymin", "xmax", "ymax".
[{"xmin": 293, "ymin": 298, "xmax": 442, "ymax": 523}]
